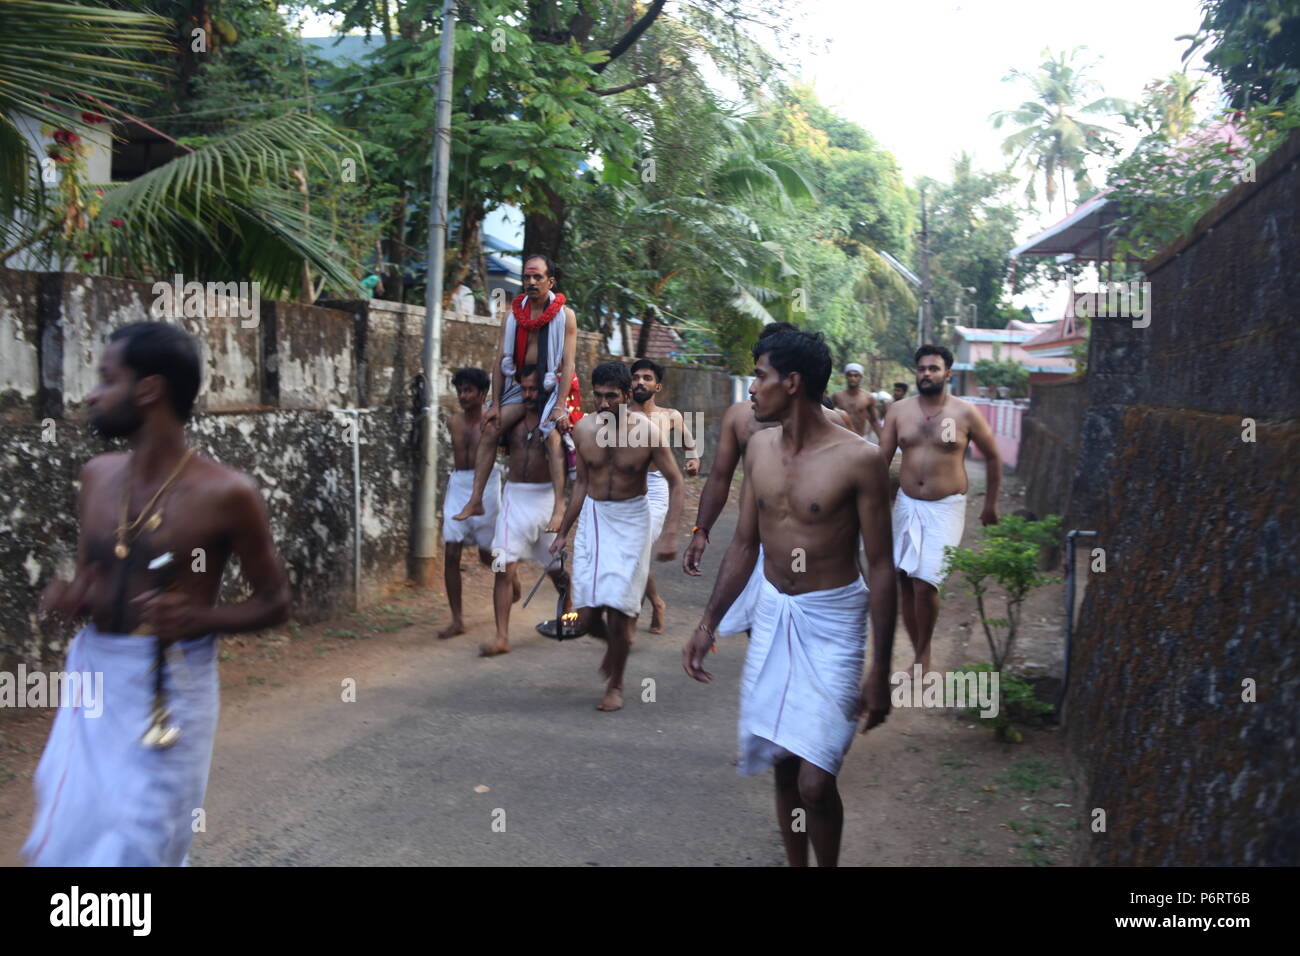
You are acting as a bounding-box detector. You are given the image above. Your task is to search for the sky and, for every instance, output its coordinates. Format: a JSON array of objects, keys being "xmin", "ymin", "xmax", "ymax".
[{"xmin": 785, "ymin": 0, "xmax": 1212, "ymax": 238}]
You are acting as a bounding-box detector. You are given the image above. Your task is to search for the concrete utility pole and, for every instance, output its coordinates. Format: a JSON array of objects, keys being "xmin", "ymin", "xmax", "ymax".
[{"xmin": 414, "ymin": 0, "xmax": 456, "ymax": 585}]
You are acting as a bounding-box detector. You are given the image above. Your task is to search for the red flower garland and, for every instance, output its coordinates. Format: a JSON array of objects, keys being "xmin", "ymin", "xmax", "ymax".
[{"xmin": 509, "ymin": 292, "xmax": 583, "ymax": 424}]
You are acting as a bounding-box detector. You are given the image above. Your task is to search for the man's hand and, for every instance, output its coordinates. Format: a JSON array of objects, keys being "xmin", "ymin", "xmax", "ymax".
[
  {"xmin": 855, "ymin": 666, "xmax": 892, "ymax": 733},
  {"xmin": 654, "ymin": 531, "xmax": 676, "ymax": 563},
  {"xmin": 548, "ymin": 405, "xmax": 570, "ymax": 433},
  {"xmin": 681, "ymin": 624, "xmax": 715, "ymax": 683},
  {"xmin": 131, "ymin": 588, "xmax": 208, "ymax": 644},
  {"xmin": 39, "ymin": 574, "xmax": 93, "ymax": 626},
  {"xmin": 483, "ymin": 404, "xmax": 500, "ymax": 428},
  {"xmin": 682, "ymin": 528, "xmax": 708, "ymax": 576},
  {"xmin": 980, "ymin": 505, "xmax": 998, "ymax": 527},
  {"xmin": 549, "ymin": 536, "xmax": 565, "ymax": 558},
  {"xmin": 685, "ymin": 457, "xmax": 700, "ymax": 477}
]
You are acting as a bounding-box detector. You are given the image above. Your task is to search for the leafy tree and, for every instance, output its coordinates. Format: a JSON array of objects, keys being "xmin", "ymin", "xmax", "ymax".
[
  {"xmin": 920, "ymin": 154, "xmax": 1024, "ymax": 334},
  {"xmin": 1, "ymin": 0, "xmax": 363, "ymax": 296},
  {"xmin": 973, "ymin": 351, "xmax": 1030, "ymax": 397},
  {"xmin": 991, "ymin": 46, "xmax": 1127, "ymax": 215},
  {"xmin": 1181, "ymin": 0, "xmax": 1300, "ymax": 108}
]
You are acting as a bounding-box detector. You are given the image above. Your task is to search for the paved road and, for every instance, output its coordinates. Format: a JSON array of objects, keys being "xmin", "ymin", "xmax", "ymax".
[{"xmin": 192, "ymin": 502, "xmax": 789, "ymax": 866}]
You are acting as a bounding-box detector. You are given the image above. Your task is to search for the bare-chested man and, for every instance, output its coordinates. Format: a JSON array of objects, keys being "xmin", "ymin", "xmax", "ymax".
[
  {"xmin": 552, "ymin": 362, "xmax": 684, "ymax": 711},
  {"xmin": 683, "ymin": 328, "xmax": 896, "ymax": 868},
  {"xmin": 439, "ymin": 367, "xmax": 501, "ymax": 639},
  {"xmin": 879, "ymin": 344, "xmax": 1001, "ymax": 674},
  {"xmin": 26, "ymin": 321, "xmax": 290, "ymax": 866},
  {"xmin": 683, "ymin": 323, "xmax": 856, "ymax": 635},
  {"xmin": 452, "ymin": 254, "xmax": 575, "ymax": 523},
  {"xmin": 481, "ymin": 365, "xmax": 571, "ymax": 657},
  {"xmin": 629, "ymin": 358, "xmax": 699, "ymax": 634},
  {"xmin": 831, "ymin": 363, "xmax": 883, "ymax": 442}
]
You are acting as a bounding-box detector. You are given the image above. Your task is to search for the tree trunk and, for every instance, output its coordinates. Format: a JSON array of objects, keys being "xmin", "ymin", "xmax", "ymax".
[
  {"xmin": 446, "ymin": 202, "xmax": 484, "ymax": 312},
  {"xmin": 383, "ymin": 187, "xmax": 409, "ymax": 303},
  {"xmin": 619, "ymin": 314, "xmax": 632, "ymax": 357},
  {"xmin": 635, "ymin": 305, "xmax": 655, "ymax": 358},
  {"xmin": 522, "ymin": 182, "xmax": 568, "ymax": 267}
]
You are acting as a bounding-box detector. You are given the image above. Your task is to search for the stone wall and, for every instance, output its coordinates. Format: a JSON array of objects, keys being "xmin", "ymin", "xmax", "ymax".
[
  {"xmin": 1065, "ymin": 129, "xmax": 1300, "ymax": 865},
  {"xmin": 0, "ymin": 275, "xmax": 735, "ymax": 668}
]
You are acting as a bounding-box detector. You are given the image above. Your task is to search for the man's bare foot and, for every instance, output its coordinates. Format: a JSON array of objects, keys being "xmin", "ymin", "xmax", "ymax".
[
  {"xmin": 479, "ymin": 639, "xmax": 511, "ymax": 657},
  {"xmin": 452, "ymin": 500, "xmax": 485, "ymax": 522},
  {"xmin": 596, "ymin": 687, "xmax": 624, "ymax": 711},
  {"xmin": 649, "ymin": 596, "xmax": 667, "ymax": 634},
  {"xmin": 437, "ymin": 620, "xmax": 465, "ymax": 639}
]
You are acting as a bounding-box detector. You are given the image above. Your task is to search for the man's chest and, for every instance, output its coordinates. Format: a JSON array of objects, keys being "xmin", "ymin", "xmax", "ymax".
[
  {"xmin": 898, "ymin": 415, "xmax": 968, "ymax": 452},
  {"xmin": 85, "ymin": 481, "xmax": 229, "ymax": 567},
  {"xmin": 751, "ymin": 460, "xmax": 852, "ymax": 523}
]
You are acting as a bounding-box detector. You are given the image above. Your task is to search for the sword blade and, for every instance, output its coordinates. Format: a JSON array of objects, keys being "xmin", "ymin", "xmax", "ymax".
[{"xmin": 521, "ymin": 551, "xmax": 562, "ymax": 608}]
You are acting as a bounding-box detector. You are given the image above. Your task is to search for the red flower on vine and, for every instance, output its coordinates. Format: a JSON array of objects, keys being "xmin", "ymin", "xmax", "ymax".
[
  {"xmin": 110, "ymin": 218, "xmax": 124, "ymax": 228},
  {"xmin": 81, "ymin": 112, "xmax": 106, "ymax": 124},
  {"xmin": 52, "ymin": 129, "xmax": 79, "ymax": 146}
]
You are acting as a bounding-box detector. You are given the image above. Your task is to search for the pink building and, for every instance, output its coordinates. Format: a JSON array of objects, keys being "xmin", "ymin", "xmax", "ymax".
[{"xmin": 948, "ymin": 321, "xmax": 1075, "ymax": 397}]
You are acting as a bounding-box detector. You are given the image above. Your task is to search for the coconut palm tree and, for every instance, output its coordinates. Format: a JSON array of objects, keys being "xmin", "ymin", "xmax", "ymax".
[
  {"xmin": 990, "ymin": 47, "xmax": 1126, "ymax": 216},
  {"xmin": 0, "ymin": 0, "xmax": 363, "ymax": 296}
]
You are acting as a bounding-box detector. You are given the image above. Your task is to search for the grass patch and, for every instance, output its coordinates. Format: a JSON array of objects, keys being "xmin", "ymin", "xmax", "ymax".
[{"xmin": 996, "ymin": 757, "xmax": 1062, "ymax": 796}]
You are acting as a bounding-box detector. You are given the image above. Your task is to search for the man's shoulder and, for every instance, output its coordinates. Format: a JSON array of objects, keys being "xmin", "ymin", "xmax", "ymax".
[
  {"xmin": 888, "ymin": 395, "xmax": 916, "ymax": 414},
  {"xmin": 723, "ymin": 400, "xmax": 754, "ymax": 428},
  {"xmin": 197, "ymin": 454, "xmax": 256, "ymax": 489},
  {"xmin": 574, "ymin": 411, "xmax": 604, "ymax": 440},
  {"xmin": 827, "ymin": 429, "xmax": 884, "ymax": 475},
  {"xmin": 563, "ymin": 305, "xmax": 577, "ymax": 327},
  {"xmin": 82, "ymin": 451, "xmax": 128, "ymax": 480}
]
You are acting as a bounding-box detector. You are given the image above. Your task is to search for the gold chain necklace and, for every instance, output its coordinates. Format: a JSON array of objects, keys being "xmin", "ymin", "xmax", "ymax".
[{"xmin": 115, "ymin": 448, "xmax": 195, "ymax": 559}]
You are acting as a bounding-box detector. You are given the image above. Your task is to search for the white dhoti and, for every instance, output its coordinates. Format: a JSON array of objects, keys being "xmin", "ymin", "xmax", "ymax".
[
  {"xmin": 645, "ymin": 470, "xmax": 669, "ymax": 540},
  {"xmin": 892, "ymin": 489, "xmax": 967, "ymax": 588},
  {"xmin": 572, "ymin": 495, "xmax": 652, "ymax": 617},
  {"xmin": 491, "ymin": 481, "xmax": 557, "ymax": 566},
  {"xmin": 717, "ymin": 545, "xmax": 765, "ymax": 636},
  {"xmin": 738, "ymin": 572, "xmax": 869, "ymax": 777},
  {"xmin": 443, "ymin": 465, "xmax": 502, "ymax": 549},
  {"xmin": 22, "ymin": 626, "xmax": 219, "ymax": 866}
]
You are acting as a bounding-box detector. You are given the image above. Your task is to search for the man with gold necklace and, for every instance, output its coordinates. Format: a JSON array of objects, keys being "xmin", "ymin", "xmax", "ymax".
[{"xmin": 24, "ymin": 321, "xmax": 290, "ymax": 866}]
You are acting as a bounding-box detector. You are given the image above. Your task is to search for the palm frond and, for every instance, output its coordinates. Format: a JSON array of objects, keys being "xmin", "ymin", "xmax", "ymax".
[{"xmin": 88, "ymin": 113, "xmax": 367, "ymax": 296}]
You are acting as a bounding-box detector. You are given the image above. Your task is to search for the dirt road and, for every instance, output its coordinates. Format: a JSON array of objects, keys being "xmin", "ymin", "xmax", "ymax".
[{"xmin": 0, "ymin": 465, "xmax": 1081, "ymax": 866}]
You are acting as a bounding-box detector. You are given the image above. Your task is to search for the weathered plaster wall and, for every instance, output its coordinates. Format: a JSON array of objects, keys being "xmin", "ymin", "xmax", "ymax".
[
  {"xmin": 0, "ymin": 406, "xmax": 415, "ymax": 669},
  {"xmin": 1066, "ymin": 129, "xmax": 1300, "ymax": 865},
  {"xmin": 0, "ymin": 278, "xmax": 735, "ymax": 669}
]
